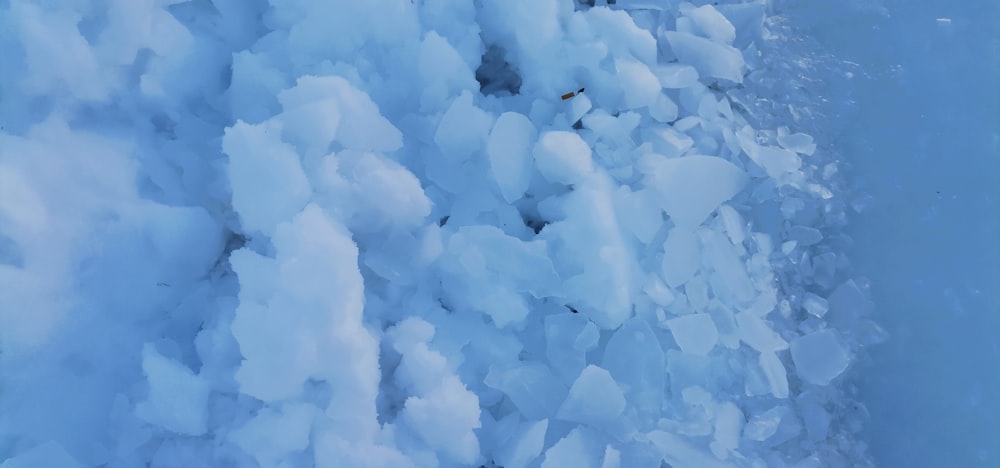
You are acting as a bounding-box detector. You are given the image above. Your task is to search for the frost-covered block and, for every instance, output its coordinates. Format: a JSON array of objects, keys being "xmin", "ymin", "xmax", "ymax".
[
  {"xmin": 603, "ymin": 318, "xmax": 666, "ymax": 417},
  {"xmin": 556, "ymin": 365, "xmax": 626, "ymax": 425},
  {"xmin": 678, "ymin": 3, "xmax": 736, "ymax": 45},
  {"xmin": 278, "ymin": 75, "xmax": 402, "ymax": 152},
  {"xmin": 340, "ymin": 151, "xmax": 432, "ymax": 231},
  {"xmin": 643, "ymin": 154, "xmax": 748, "ymax": 229},
  {"xmin": 274, "ymin": 97, "xmax": 341, "ymax": 156},
  {"xmin": 223, "ymin": 120, "xmax": 311, "ymax": 236},
  {"xmin": 135, "ymin": 344, "xmax": 211, "ymax": 435},
  {"xmin": 400, "ymin": 376, "xmax": 482, "ymax": 464},
  {"xmin": 534, "ymin": 131, "xmax": 594, "ymax": 185},
  {"xmin": 230, "ymin": 403, "xmax": 316, "ymax": 467},
  {"xmin": 735, "ymin": 311, "xmax": 788, "ymax": 353},
  {"xmin": 759, "ymin": 350, "xmax": 789, "ymax": 399},
  {"xmin": 616, "ymin": 58, "xmax": 660, "ymax": 109},
  {"xmin": 661, "ymin": 226, "xmax": 701, "ymax": 287},
  {"xmin": 663, "ymin": 31, "xmax": 744, "ymax": 83},
  {"xmin": 667, "ymin": 313, "xmax": 718, "ymax": 355},
  {"xmin": 496, "ymin": 419, "xmax": 548, "ymax": 468},
  {"xmin": 418, "ymin": 31, "xmax": 479, "ymax": 106},
  {"xmin": 487, "ymin": 112, "xmax": 537, "ymax": 203},
  {"xmin": 484, "ymin": 363, "xmax": 567, "ymax": 420},
  {"xmin": 541, "ymin": 428, "xmax": 600, "ymax": 468},
  {"xmin": 0, "ymin": 441, "xmax": 85, "ymax": 468},
  {"xmin": 790, "ymin": 329, "xmax": 850, "ymax": 385},
  {"xmin": 435, "ymin": 90, "xmax": 493, "ymax": 161}
]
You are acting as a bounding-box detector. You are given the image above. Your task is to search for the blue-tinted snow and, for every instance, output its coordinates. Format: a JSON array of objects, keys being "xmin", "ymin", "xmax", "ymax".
[{"xmin": 1, "ymin": 0, "xmax": 996, "ymax": 466}]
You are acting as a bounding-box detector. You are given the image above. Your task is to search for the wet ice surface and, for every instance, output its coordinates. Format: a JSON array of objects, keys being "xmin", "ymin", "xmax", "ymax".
[{"xmin": 0, "ymin": 0, "xmax": 902, "ymax": 466}]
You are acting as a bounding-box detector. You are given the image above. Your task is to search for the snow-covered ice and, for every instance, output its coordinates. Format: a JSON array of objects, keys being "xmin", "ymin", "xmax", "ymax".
[{"xmin": 0, "ymin": 0, "xmax": 944, "ymax": 465}]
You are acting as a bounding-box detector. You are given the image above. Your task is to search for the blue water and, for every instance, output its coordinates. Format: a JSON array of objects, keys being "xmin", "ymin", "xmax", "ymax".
[{"xmin": 803, "ymin": 0, "xmax": 1000, "ymax": 465}]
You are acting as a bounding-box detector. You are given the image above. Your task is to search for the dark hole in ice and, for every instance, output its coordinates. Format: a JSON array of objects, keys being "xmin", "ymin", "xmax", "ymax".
[
  {"xmin": 476, "ymin": 45, "xmax": 521, "ymax": 96},
  {"xmin": 524, "ymin": 218, "xmax": 548, "ymax": 234}
]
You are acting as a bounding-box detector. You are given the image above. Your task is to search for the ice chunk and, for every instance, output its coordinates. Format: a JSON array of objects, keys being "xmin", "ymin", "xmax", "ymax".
[
  {"xmin": 279, "ymin": 75, "xmax": 402, "ymax": 152},
  {"xmin": 647, "ymin": 431, "xmax": 730, "ymax": 468},
  {"xmin": 400, "ymin": 376, "xmax": 482, "ymax": 464},
  {"xmin": 743, "ymin": 406, "xmax": 783, "ymax": 442},
  {"xmin": 556, "ymin": 365, "xmax": 626, "ymax": 425},
  {"xmin": 435, "ymin": 90, "xmax": 493, "ymax": 161},
  {"xmin": 702, "ymin": 229, "xmax": 757, "ymax": 302},
  {"xmin": 678, "ymin": 4, "xmax": 737, "ymax": 45},
  {"xmin": 223, "ymin": 120, "xmax": 311, "ymax": 235},
  {"xmin": 649, "ymin": 93, "xmax": 679, "ymax": 123},
  {"xmin": 545, "ymin": 313, "xmax": 601, "ymax": 382},
  {"xmin": 487, "ymin": 112, "xmax": 537, "ymax": 203},
  {"xmin": 645, "ymin": 127, "xmax": 694, "ymax": 157},
  {"xmin": 667, "ymin": 313, "xmax": 719, "ymax": 355},
  {"xmin": 616, "ymin": 58, "xmax": 660, "ymax": 109},
  {"xmin": 652, "ymin": 64, "xmax": 700, "ymax": 89},
  {"xmin": 735, "ymin": 311, "xmax": 788, "ymax": 353},
  {"xmin": 759, "ymin": 351, "xmax": 789, "ymax": 399},
  {"xmin": 664, "ymin": 31, "xmax": 744, "ymax": 83},
  {"xmin": 737, "ymin": 127, "xmax": 802, "ymax": 181},
  {"xmin": 642, "ymin": 154, "xmax": 748, "ymax": 228},
  {"xmin": 797, "ymin": 392, "xmax": 831, "ymax": 442},
  {"xmin": 788, "ymin": 225, "xmax": 822, "ymax": 246},
  {"xmin": 717, "ymin": 204, "xmax": 746, "ymax": 246},
  {"xmin": 533, "ymin": 131, "xmax": 594, "ymax": 185},
  {"xmin": 777, "ymin": 132, "xmax": 817, "ymax": 156},
  {"xmin": 603, "ymin": 319, "xmax": 666, "ymax": 417},
  {"xmin": 661, "ymin": 227, "xmax": 701, "ymax": 287},
  {"xmin": 826, "ymin": 279, "xmax": 874, "ymax": 328},
  {"xmin": 340, "ymin": 151, "xmax": 432, "ymax": 231},
  {"xmin": 135, "ymin": 344, "xmax": 211, "ymax": 436},
  {"xmin": 418, "ymin": 31, "xmax": 478, "ymax": 107},
  {"xmin": 496, "ymin": 419, "xmax": 548, "ymax": 468},
  {"xmin": 710, "ymin": 401, "xmax": 743, "ymax": 458},
  {"xmin": 542, "ymin": 428, "xmax": 599, "ymax": 468},
  {"xmin": 716, "ymin": 2, "xmax": 766, "ymax": 49},
  {"xmin": 801, "ymin": 292, "xmax": 829, "ymax": 318},
  {"xmin": 230, "ymin": 403, "xmax": 316, "ymax": 467},
  {"xmin": 0, "ymin": 441, "xmax": 84, "ymax": 468},
  {"xmin": 484, "ymin": 362, "xmax": 567, "ymax": 420},
  {"xmin": 790, "ymin": 329, "xmax": 851, "ymax": 385}
]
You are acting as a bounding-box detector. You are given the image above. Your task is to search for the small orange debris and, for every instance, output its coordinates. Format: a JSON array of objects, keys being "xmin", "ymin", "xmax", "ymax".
[{"xmin": 561, "ymin": 87, "xmax": 586, "ymax": 100}]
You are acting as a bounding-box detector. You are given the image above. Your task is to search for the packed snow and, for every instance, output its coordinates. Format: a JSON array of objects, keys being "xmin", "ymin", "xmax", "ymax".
[{"xmin": 4, "ymin": 0, "xmax": 958, "ymax": 466}]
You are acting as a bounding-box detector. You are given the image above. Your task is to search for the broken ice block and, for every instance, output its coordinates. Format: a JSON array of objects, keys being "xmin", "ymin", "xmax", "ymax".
[
  {"xmin": 667, "ymin": 313, "xmax": 719, "ymax": 355},
  {"xmin": 790, "ymin": 329, "xmax": 850, "ymax": 385},
  {"xmin": 556, "ymin": 365, "xmax": 626, "ymax": 425}
]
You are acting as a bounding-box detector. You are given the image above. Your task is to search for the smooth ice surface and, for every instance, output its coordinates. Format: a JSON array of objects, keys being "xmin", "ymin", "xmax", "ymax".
[
  {"xmin": 667, "ymin": 313, "xmax": 719, "ymax": 355},
  {"xmin": 533, "ymin": 131, "xmax": 594, "ymax": 185},
  {"xmin": 790, "ymin": 329, "xmax": 850, "ymax": 385},
  {"xmin": 556, "ymin": 365, "xmax": 626, "ymax": 425},
  {"xmin": 643, "ymin": 155, "xmax": 748, "ymax": 229}
]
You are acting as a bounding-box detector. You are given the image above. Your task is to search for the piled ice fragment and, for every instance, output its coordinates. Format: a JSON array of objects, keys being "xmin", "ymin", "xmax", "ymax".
[{"xmin": 0, "ymin": 0, "xmax": 880, "ymax": 466}]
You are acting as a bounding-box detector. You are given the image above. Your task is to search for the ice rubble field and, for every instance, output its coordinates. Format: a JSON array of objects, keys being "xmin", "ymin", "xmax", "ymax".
[{"xmin": 0, "ymin": 0, "xmax": 909, "ymax": 466}]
